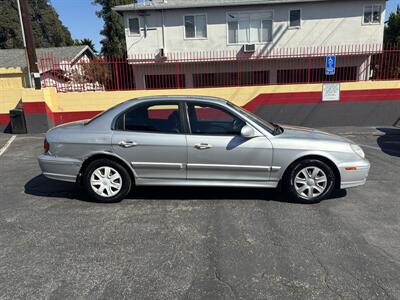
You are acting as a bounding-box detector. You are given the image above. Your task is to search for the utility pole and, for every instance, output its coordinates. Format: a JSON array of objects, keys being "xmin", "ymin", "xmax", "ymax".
[
  {"xmin": 17, "ymin": 0, "xmax": 41, "ymax": 89},
  {"xmin": 16, "ymin": 0, "xmax": 32, "ymax": 88}
]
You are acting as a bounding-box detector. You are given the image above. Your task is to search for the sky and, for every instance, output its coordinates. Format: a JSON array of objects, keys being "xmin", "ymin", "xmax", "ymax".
[
  {"xmin": 51, "ymin": 0, "xmax": 399, "ymax": 53},
  {"xmin": 50, "ymin": 0, "xmax": 104, "ymax": 51},
  {"xmin": 387, "ymin": 0, "xmax": 400, "ymax": 16}
]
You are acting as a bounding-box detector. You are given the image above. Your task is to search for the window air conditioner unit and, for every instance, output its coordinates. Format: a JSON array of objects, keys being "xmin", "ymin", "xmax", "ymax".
[{"xmin": 243, "ymin": 44, "xmax": 256, "ymax": 53}]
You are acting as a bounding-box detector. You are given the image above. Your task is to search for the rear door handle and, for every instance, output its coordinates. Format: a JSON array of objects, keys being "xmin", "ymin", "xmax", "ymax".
[
  {"xmin": 194, "ymin": 143, "xmax": 212, "ymax": 150},
  {"xmin": 119, "ymin": 141, "xmax": 138, "ymax": 148}
]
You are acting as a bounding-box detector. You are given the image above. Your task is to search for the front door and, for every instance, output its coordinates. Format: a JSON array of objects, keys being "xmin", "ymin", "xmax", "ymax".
[
  {"xmin": 112, "ymin": 101, "xmax": 187, "ymax": 180},
  {"xmin": 185, "ymin": 102, "xmax": 273, "ymax": 183}
]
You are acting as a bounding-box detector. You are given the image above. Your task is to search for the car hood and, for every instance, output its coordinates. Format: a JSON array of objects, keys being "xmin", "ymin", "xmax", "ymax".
[{"xmin": 278, "ymin": 124, "xmax": 353, "ymax": 144}]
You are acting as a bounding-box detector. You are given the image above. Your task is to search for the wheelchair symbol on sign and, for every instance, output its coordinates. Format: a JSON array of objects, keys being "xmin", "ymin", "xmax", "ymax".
[{"xmin": 325, "ymin": 55, "xmax": 336, "ymax": 76}]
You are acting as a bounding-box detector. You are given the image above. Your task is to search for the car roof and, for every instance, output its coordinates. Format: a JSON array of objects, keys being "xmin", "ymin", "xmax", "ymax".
[{"xmin": 126, "ymin": 95, "xmax": 228, "ymax": 104}]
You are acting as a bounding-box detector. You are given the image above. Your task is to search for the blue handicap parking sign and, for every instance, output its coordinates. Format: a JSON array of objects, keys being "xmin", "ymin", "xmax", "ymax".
[{"xmin": 325, "ymin": 55, "xmax": 336, "ymax": 76}]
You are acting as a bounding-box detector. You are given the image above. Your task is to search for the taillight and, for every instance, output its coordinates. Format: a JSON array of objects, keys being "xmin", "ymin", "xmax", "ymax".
[{"xmin": 44, "ymin": 139, "xmax": 50, "ymax": 153}]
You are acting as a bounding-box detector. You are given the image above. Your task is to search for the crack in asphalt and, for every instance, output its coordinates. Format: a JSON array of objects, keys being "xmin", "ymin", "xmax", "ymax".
[
  {"xmin": 337, "ymin": 261, "xmax": 395, "ymax": 300},
  {"xmin": 255, "ymin": 233, "xmax": 371, "ymax": 300},
  {"xmin": 240, "ymin": 228, "xmax": 349, "ymax": 299},
  {"xmin": 214, "ymin": 269, "xmax": 238, "ymax": 300},
  {"xmin": 308, "ymin": 248, "xmax": 347, "ymax": 300},
  {"xmin": 239, "ymin": 221, "xmax": 348, "ymax": 299},
  {"xmin": 373, "ymin": 279, "xmax": 395, "ymax": 300}
]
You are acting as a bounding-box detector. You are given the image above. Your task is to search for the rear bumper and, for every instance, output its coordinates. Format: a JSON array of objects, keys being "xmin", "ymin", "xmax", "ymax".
[
  {"xmin": 38, "ymin": 154, "xmax": 82, "ymax": 183},
  {"xmin": 339, "ymin": 159, "xmax": 370, "ymax": 189}
]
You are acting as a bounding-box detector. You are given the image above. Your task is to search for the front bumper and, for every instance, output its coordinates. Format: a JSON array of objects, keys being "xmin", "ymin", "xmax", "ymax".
[
  {"xmin": 38, "ymin": 154, "xmax": 82, "ymax": 183},
  {"xmin": 339, "ymin": 159, "xmax": 370, "ymax": 189}
]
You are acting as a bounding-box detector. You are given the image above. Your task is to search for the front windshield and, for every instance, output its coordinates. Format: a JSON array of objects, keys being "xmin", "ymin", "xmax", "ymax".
[{"xmin": 227, "ymin": 102, "xmax": 276, "ymax": 133}]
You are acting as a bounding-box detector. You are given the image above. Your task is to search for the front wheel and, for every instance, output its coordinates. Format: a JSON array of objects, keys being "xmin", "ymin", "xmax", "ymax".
[
  {"xmin": 284, "ymin": 159, "xmax": 336, "ymax": 203},
  {"xmin": 83, "ymin": 159, "xmax": 132, "ymax": 203}
]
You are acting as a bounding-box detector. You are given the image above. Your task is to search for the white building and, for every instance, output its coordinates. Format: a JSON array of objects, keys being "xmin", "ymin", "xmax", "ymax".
[{"xmin": 114, "ymin": 0, "xmax": 386, "ymax": 89}]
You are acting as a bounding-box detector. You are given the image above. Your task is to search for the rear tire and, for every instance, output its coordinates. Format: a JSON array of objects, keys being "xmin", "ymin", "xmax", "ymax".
[
  {"xmin": 284, "ymin": 159, "xmax": 335, "ymax": 204},
  {"xmin": 83, "ymin": 159, "xmax": 132, "ymax": 203}
]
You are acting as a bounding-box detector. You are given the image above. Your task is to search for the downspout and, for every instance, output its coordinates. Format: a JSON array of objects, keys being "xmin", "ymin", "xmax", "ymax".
[{"xmin": 161, "ymin": 9, "xmax": 166, "ymax": 50}]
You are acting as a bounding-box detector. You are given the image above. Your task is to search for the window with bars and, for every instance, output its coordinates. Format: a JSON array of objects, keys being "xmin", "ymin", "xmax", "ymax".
[
  {"xmin": 277, "ymin": 66, "xmax": 358, "ymax": 84},
  {"xmin": 145, "ymin": 74, "xmax": 186, "ymax": 89},
  {"xmin": 193, "ymin": 71, "xmax": 270, "ymax": 88}
]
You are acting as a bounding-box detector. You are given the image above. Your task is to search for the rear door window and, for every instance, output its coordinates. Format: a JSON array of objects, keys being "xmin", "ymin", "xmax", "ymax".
[{"xmin": 117, "ymin": 103, "xmax": 182, "ymax": 134}]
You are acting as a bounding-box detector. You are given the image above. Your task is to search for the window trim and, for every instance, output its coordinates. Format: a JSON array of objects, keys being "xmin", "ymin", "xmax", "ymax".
[
  {"xmin": 112, "ymin": 101, "xmax": 187, "ymax": 135},
  {"xmin": 362, "ymin": 4, "xmax": 382, "ymax": 26},
  {"xmin": 225, "ymin": 10, "xmax": 274, "ymax": 46},
  {"xmin": 288, "ymin": 8, "xmax": 302, "ymax": 29},
  {"xmin": 183, "ymin": 13, "xmax": 208, "ymax": 40},
  {"xmin": 127, "ymin": 17, "xmax": 141, "ymax": 37}
]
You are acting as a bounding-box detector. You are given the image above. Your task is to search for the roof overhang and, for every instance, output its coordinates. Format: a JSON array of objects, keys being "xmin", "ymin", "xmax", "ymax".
[{"xmin": 113, "ymin": 0, "xmax": 343, "ymax": 13}]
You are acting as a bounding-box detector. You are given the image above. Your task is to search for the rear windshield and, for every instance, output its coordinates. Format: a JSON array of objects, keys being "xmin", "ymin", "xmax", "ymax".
[{"xmin": 85, "ymin": 102, "xmax": 126, "ymax": 125}]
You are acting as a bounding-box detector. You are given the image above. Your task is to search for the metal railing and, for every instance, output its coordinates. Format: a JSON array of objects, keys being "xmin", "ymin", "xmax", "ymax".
[{"xmin": 39, "ymin": 43, "xmax": 400, "ymax": 92}]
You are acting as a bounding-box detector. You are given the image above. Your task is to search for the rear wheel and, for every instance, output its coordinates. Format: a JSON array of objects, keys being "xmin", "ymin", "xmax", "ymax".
[
  {"xmin": 83, "ymin": 159, "xmax": 132, "ymax": 203},
  {"xmin": 284, "ymin": 159, "xmax": 335, "ymax": 203}
]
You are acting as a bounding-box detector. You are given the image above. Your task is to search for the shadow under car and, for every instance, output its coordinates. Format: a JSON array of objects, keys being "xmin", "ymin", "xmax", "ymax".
[{"xmin": 24, "ymin": 175, "xmax": 347, "ymax": 204}]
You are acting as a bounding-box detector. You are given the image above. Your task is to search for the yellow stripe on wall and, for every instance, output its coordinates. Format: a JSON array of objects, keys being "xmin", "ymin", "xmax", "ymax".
[
  {"xmin": 1, "ymin": 80, "xmax": 400, "ymax": 114},
  {"xmin": 51, "ymin": 84, "xmax": 324, "ymax": 112},
  {"xmin": 50, "ymin": 81, "xmax": 400, "ymax": 113}
]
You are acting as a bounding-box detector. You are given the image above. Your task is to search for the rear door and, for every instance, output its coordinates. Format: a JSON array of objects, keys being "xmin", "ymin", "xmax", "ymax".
[{"xmin": 112, "ymin": 101, "xmax": 187, "ymax": 180}]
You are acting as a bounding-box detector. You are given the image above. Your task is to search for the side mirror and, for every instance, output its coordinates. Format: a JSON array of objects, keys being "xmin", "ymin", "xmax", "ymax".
[{"xmin": 241, "ymin": 125, "xmax": 258, "ymax": 138}]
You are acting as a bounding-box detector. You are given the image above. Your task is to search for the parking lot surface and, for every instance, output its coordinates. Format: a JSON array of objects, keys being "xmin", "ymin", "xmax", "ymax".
[{"xmin": 0, "ymin": 127, "xmax": 400, "ymax": 299}]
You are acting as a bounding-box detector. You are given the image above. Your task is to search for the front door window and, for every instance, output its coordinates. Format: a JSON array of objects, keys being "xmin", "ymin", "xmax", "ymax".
[{"xmin": 187, "ymin": 103, "xmax": 246, "ymax": 135}]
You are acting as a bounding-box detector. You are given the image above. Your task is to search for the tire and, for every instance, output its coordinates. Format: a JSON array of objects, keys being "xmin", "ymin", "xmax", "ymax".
[
  {"xmin": 283, "ymin": 159, "xmax": 336, "ymax": 204},
  {"xmin": 83, "ymin": 159, "xmax": 132, "ymax": 203}
]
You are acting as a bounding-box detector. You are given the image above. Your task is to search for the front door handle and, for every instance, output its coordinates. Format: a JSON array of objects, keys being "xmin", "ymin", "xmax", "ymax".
[
  {"xmin": 194, "ymin": 143, "xmax": 213, "ymax": 150},
  {"xmin": 119, "ymin": 141, "xmax": 138, "ymax": 148}
]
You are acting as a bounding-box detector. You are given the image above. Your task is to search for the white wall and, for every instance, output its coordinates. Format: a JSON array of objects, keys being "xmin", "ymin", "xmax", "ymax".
[{"xmin": 123, "ymin": 0, "xmax": 386, "ymax": 57}]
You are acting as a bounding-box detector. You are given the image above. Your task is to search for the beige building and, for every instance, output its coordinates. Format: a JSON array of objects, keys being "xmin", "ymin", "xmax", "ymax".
[{"xmin": 114, "ymin": 0, "xmax": 386, "ymax": 89}]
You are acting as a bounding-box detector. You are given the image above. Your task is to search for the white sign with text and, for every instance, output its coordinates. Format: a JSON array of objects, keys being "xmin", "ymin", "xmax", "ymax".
[{"xmin": 322, "ymin": 83, "xmax": 341, "ymax": 101}]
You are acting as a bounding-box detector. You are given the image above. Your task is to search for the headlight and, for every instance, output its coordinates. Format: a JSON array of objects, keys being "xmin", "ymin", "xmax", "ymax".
[{"xmin": 350, "ymin": 144, "xmax": 365, "ymax": 159}]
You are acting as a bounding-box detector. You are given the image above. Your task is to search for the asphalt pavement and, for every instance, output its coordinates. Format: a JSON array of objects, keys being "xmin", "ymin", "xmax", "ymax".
[{"xmin": 0, "ymin": 127, "xmax": 399, "ymax": 300}]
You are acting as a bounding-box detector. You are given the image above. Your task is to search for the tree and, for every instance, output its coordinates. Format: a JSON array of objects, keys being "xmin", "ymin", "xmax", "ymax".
[
  {"xmin": 384, "ymin": 5, "xmax": 400, "ymax": 44},
  {"xmin": 93, "ymin": 0, "xmax": 133, "ymax": 57},
  {"xmin": 0, "ymin": 0, "xmax": 24, "ymax": 48},
  {"xmin": 0, "ymin": 0, "xmax": 73, "ymax": 49},
  {"xmin": 74, "ymin": 38, "xmax": 98, "ymax": 53}
]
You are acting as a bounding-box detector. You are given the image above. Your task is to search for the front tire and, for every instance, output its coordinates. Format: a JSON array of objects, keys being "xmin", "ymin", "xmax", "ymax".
[
  {"xmin": 83, "ymin": 159, "xmax": 132, "ymax": 203},
  {"xmin": 284, "ymin": 159, "xmax": 336, "ymax": 203}
]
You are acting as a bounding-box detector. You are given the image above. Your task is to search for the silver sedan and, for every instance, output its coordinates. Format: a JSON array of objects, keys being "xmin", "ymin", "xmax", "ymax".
[{"xmin": 38, "ymin": 96, "xmax": 370, "ymax": 203}]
